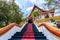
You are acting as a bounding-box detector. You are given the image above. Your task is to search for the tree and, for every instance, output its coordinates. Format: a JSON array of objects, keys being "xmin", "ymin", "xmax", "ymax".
[
  {"xmin": 0, "ymin": 1, "xmax": 10, "ymax": 26},
  {"xmin": 44, "ymin": 0, "xmax": 60, "ymax": 9},
  {"xmin": 52, "ymin": 0, "xmax": 60, "ymax": 9},
  {"xmin": 10, "ymin": 3, "xmax": 24, "ymax": 24},
  {"xmin": 0, "ymin": 1, "xmax": 24, "ymax": 28},
  {"xmin": 32, "ymin": 11, "xmax": 39, "ymax": 17},
  {"xmin": 44, "ymin": 0, "xmax": 52, "ymax": 9}
]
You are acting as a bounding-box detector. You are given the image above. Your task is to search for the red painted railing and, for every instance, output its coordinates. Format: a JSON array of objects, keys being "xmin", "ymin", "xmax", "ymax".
[
  {"xmin": 38, "ymin": 22, "xmax": 60, "ymax": 38},
  {"xmin": 0, "ymin": 23, "xmax": 19, "ymax": 36}
]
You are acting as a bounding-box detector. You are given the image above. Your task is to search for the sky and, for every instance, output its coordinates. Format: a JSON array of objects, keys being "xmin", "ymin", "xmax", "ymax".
[{"xmin": 15, "ymin": 0, "xmax": 60, "ymax": 18}]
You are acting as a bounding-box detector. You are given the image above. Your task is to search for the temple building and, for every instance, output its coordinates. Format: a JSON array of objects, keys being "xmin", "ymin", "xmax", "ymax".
[{"xmin": 28, "ymin": 5, "xmax": 55, "ymax": 20}]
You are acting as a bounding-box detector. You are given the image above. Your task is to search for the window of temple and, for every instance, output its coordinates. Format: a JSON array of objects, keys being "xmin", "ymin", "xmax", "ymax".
[{"xmin": 45, "ymin": 14, "xmax": 49, "ymax": 18}]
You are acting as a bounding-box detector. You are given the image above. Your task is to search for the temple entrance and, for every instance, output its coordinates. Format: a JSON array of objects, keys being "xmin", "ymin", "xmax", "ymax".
[{"xmin": 28, "ymin": 18, "xmax": 33, "ymax": 23}]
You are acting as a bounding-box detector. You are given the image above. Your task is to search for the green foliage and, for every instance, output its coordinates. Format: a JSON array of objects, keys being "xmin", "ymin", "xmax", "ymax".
[
  {"xmin": 50, "ymin": 18, "xmax": 54, "ymax": 22},
  {"xmin": 44, "ymin": 0, "xmax": 53, "ymax": 9},
  {"xmin": 0, "ymin": 23, "xmax": 5, "ymax": 28},
  {"xmin": 0, "ymin": 1, "xmax": 24, "ymax": 28},
  {"xmin": 55, "ymin": 19, "xmax": 60, "ymax": 24},
  {"xmin": 12, "ymin": 13, "xmax": 23, "ymax": 24},
  {"xmin": 32, "ymin": 11, "xmax": 39, "ymax": 17},
  {"xmin": 44, "ymin": 0, "xmax": 60, "ymax": 9}
]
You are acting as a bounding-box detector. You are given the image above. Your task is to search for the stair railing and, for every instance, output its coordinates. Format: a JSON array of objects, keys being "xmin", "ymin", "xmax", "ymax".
[{"xmin": 37, "ymin": 22, "xmax": 60, "ymax": 40}]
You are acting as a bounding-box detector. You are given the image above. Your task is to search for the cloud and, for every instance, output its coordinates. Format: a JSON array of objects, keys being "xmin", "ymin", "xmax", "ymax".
[
  {"xmin": 22, "ymin": 6, "xmax": 33, "ymax": 18},
  {"xmin": 28, "ymin": 0, "xmax": 46, "ymax": 4},
  {"xmin": 26, "ymin": 7, "xmax": 33, "ymax": 11},
  {"xmin": 15, "ymin": 0, "xmax": 48, "ymax": 18},
  {"xmin": 28, "ymin": 0, "xmax": 36, "ymax": 3},
  {"xmin": 15, "ymin": 0, "xmax": 19, "ymax": 5}
]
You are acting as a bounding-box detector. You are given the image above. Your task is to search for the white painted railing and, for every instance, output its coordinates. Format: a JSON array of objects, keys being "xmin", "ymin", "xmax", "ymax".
[
  {"xmin": 0, "ymin": 23, "xmax": 27, "ymax": 40},
  {"xmin": 36, "ymin": 25, "xmax": 59, "ymax": 40}
]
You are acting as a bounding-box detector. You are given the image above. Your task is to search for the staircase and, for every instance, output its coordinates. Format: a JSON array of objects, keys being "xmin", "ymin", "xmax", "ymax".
[
  {"xmin": 9, "ymin": 23, "xmax": 48, "ymax": 40},
  {"xmin": 32, "ymin": 23, "xmax": 48, "ymax": 40}
]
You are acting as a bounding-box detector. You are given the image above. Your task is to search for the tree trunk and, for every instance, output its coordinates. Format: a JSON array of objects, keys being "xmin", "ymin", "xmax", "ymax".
[{"xmin": 5, "ymin": 21, "xmax": 9, "ymax": 26}]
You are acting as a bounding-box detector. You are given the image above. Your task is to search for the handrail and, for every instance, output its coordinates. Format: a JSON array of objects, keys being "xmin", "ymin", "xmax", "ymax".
[
  {"xmin": 35, "ymin": 16, "xmax": 60, "ymax": 23},
  {"xmin": 38, "ymin": 22, "xmax": 60, "ymax": 38},
  {"xmin": 0, "ymin": 23, "xmax": 19, "ymax": 36},
  {"xmin": 0, "ymin": 20, "xmax": 26, "ymax": 36}
]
